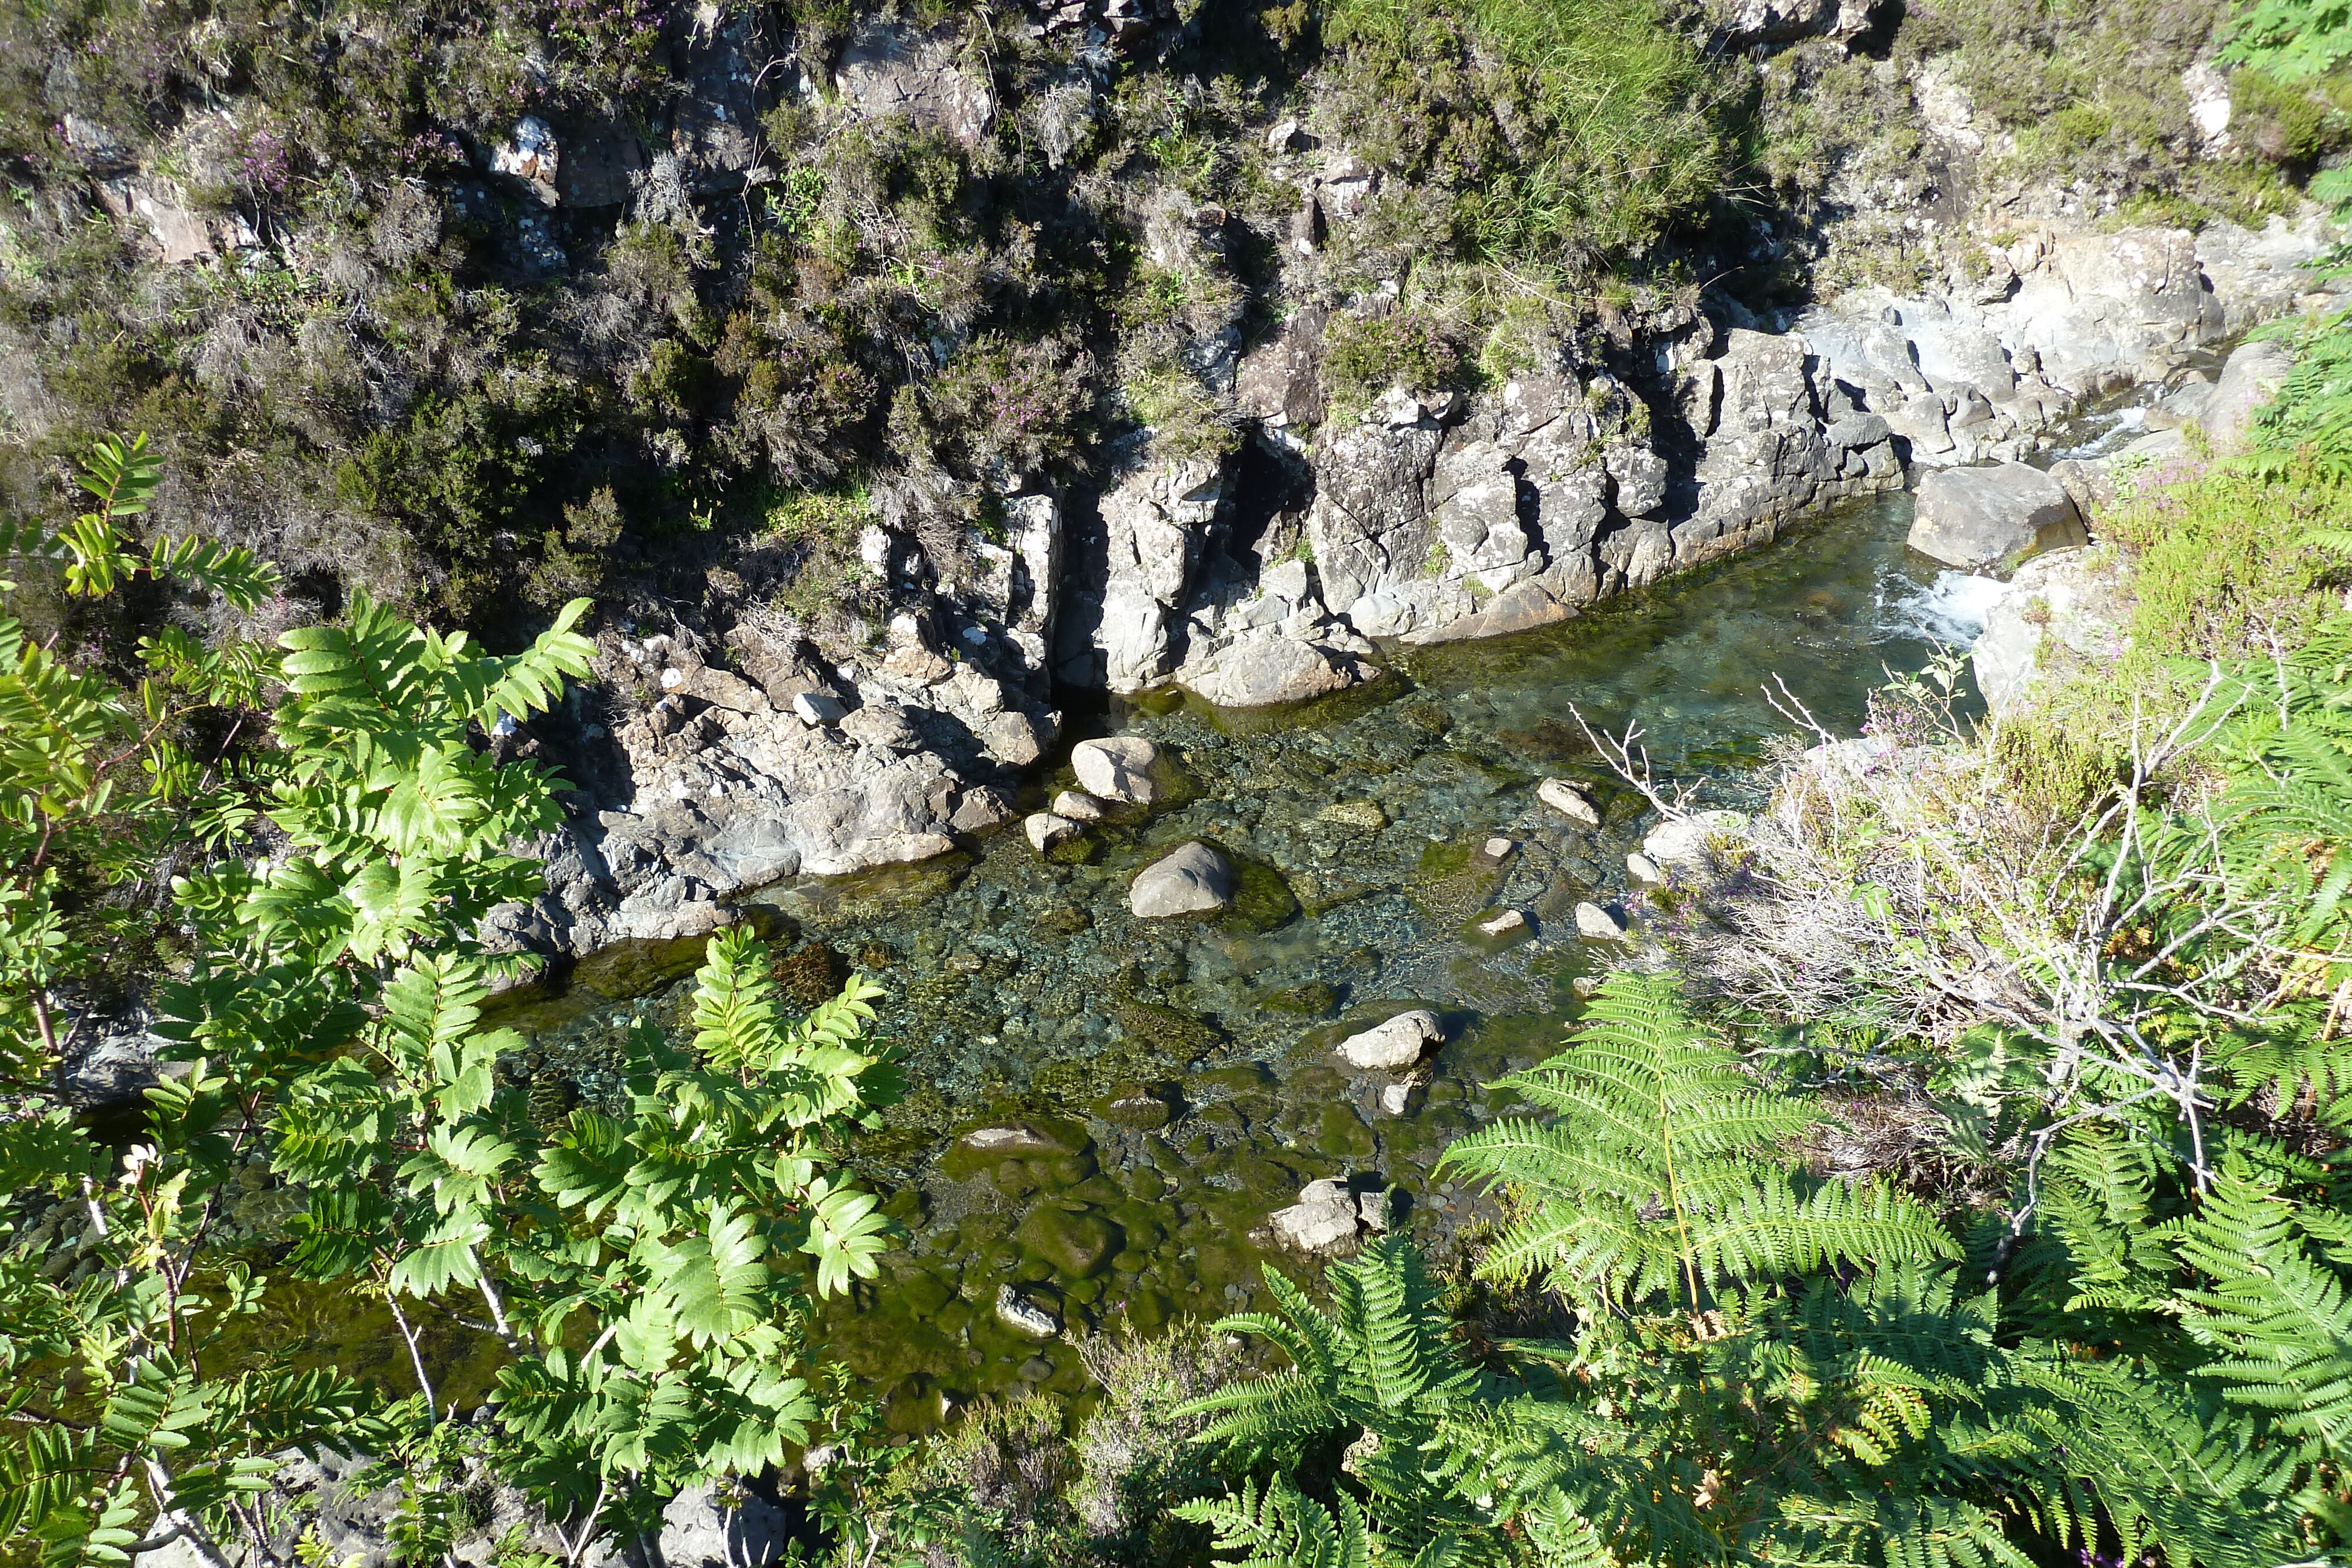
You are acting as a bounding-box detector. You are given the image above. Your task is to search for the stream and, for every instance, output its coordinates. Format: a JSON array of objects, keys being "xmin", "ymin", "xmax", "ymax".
[{"xmin": 486, "ymin": 485, "xmax": 2017, "ymax": 1434}]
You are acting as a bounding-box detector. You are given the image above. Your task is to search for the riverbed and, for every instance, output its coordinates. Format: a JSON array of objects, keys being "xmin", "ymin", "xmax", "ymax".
[{"xmin": 500, "ymin": 486, "xmax": 2007, "ymax": 1433}]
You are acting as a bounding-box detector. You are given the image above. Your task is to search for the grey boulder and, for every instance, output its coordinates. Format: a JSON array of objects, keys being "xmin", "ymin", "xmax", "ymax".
[
  {"xmin": 1024, "ymin": 812, "xmax": 1083, "ymax": 853},
  {"xmin": 1181, "ymin": 630, "xmax": 1367, "ymax": 707},
  {"xmin": 1970, "ymin": 547, "xmax": 2132, "ymax": 715},
  {"xmin": 2196, "ymin": 337, "xmax": 2297, "ymax": 456},
  {"xmin": 1334, "ymin": 1009, "xmax": 1444, "ymax": 1071},
  {"xmin": 1073, "ymin": 736, "xmax": 1160, "ymax": 804},
  {"xmin": 1641, "ymin": 810, "xmax": 1752, "ymax": 883},
  {"xmin": 1268, "ymin": 1178, "xmax": 1392, "ymax": 1257},
  {"xmin": 1129, "ymin": 841, "xmax": 1234, "ymax": 918},
  {"xmin": 1575, "ymin": 902, "xmax": 1629, "ymax": 942},
  {"xmin": 1052, "ymin": 789, "xmax": 1110, "ymax": 820},
  {"xmin": 1907, "ymin": 463, "xmax": 2088, "ymax": 573}
]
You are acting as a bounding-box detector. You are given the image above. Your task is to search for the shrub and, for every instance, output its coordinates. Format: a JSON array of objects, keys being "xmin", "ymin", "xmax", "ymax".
[
  {"xmin": 2228, "ymin": 63, "xmax": 2352, "ymax": 163},
  {"xmin": 906, "ymin": 333, "xmax": 1091, "ymax": 484},
  {"xmin": 1121, "ymin": 363, "xmax": 1237, "ymax": 463},
  {"xmin": 1321, "ymin": 0, "xmax": 1733, "ymax": 272},
  {"xmin": 2101, "ymin": 457, "xmax": 2341, "ymax": 666},
  {"xmin": 1321, "ymin": 309, "xmax": 1470, "ymax": 408}
]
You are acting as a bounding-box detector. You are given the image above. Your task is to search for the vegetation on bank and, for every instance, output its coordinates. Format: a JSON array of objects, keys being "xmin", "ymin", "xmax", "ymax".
[
  {"xmin": 0, "ymin": 0, "xmax": 2344, "ymax": 640},
  {"xmin": 0, "ymin": 443, "xmax": 897, "ymax": 1567}
]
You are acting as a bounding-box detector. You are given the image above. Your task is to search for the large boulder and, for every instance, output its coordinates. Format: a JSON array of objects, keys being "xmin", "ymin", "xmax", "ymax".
[
  {"xmin": 1402, "ymin": 580, "xmax": 1573, "ymax": 646},
  {"xmin": 833, "ymin": 24, "xmax": 995, "ymax": 147},
  {"xmin": 1305, "ymin": 418, "xmax": 1445, "ymax": 617},
  {"xmin": 1181, "ymin": 629, "xmax": 1367, "ymax": 706},
  {"xmin": 1907, "ymin": 463, "xmax": 2087, "ymax": 573},
  {"xmin": 1970, "ymin": 547, "xmax": 2132, "ymax": 715},
  {"xmin": 1129, "ymin": 842, "xmax": 1234, "ymax": 918},
  {"xmin": 2196, "ymin": 337, "xmax": 2297, "ymax": 456},
  {"xmin": 1676, "ymin": 329, "xmax": 1905, "ymax": 570}
]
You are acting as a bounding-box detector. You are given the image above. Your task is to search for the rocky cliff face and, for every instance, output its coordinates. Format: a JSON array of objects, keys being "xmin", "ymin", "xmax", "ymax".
[
  {"xmin": 495, "ymin": 201, "xmax": 2340, "ymax": 964},
  {"xmin": 5, "ymin": 0, "xmax": 2347, "ymax": 964}
]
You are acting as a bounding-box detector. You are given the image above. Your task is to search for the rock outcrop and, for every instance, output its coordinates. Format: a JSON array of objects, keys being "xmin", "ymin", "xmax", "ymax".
[
  {"xmin": 1795, "ymin": 216, "xmax": 2341, "ymax": 470},
  {"xmin": 1673, "ymin": 328, "xmax": 1906, "ymax": 573},
  {"xmin": 1907, "ymin": 463, "xmax": 2087, "ymax": 573},
  {"xmin": 1970, "ymin": 548, "xmax": 2133, "ymax": 716},
  {"xmin": 1058, "ymin": 218, "xmax": 2337, "ymax": 713},
  {"xmin": 1060, "ymin": 442, "xmax": 1227, "ymax": 692},
  {"xmin": 517, "ymin": 621, "xmax": 1047, "ymax": 955},
  {"xmin": 2196, "ymin": 337, "xmax": 2298, "ymax": 456}
]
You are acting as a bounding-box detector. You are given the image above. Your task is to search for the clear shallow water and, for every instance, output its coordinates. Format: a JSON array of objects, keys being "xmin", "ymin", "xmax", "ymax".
[{"xmin": 515, "ymin": 490, "xmax": 1983, "ymax": 1430}]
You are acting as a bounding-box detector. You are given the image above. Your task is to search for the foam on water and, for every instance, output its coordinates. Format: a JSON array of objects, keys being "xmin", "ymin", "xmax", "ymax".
[
  {"xmin": 2052, "ymin": 403, "xmax": 2147, "ymax": 460},
  {"xmin": 1885, "ymin": 567, "xmax": 2007, "ymax": 646}
]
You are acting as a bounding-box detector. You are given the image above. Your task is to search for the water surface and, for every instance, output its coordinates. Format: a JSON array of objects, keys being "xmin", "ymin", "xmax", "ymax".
[{"xmin": 524, "ymin": 490, "xmax": 1991, "ymax": 1430}]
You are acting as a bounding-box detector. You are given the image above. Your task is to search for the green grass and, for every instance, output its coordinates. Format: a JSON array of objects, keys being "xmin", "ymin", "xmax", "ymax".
[
  {"xmin": 1321, "ymin": 0, "xmax": 1732, "ymax": 272},
  {"xmin": 2103, "ymin": 458, "xmax": 2341, "ymax": 668}
]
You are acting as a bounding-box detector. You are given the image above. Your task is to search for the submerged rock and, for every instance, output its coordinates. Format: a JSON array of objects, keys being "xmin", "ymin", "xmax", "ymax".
[
  {"xmin": 1908, "ymin": 463, "xmax": 2087, "ymax": 573},
  {"xmin": 1538, "ymin": 778, "xmax": 1602, "ymax": 825},
  {"xmin": 941, "ymin": 1118, "xmax": 1092, "ymax": 1181},
  {"xmin": 1128, "ymin": 842, "xmax": 1234, "ymax": 918},
  {"xmin": 995, "ymin": 1283, "xmax": 1061, "ymax": 1339},
  {"xmin": 1318, "ymin": 798, "xmax": 1388, "ymax": 831},
  {"xmin": 1016, "ymin": 1205, "xmax": 1121, "ymax": 1278},
  {"xmin": 1476, "ymin": 909, "xmax": 1529, "ymax": 938},
  {"xmin": 1334, "ymin": 1009, "xmax": 1443, "ymax": 1071}
]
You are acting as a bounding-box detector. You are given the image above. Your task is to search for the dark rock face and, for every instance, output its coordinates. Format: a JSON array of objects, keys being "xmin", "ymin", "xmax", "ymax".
[{"xmin": 833, "ymin": 24, "xmax": 996, "ymax": 149}]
